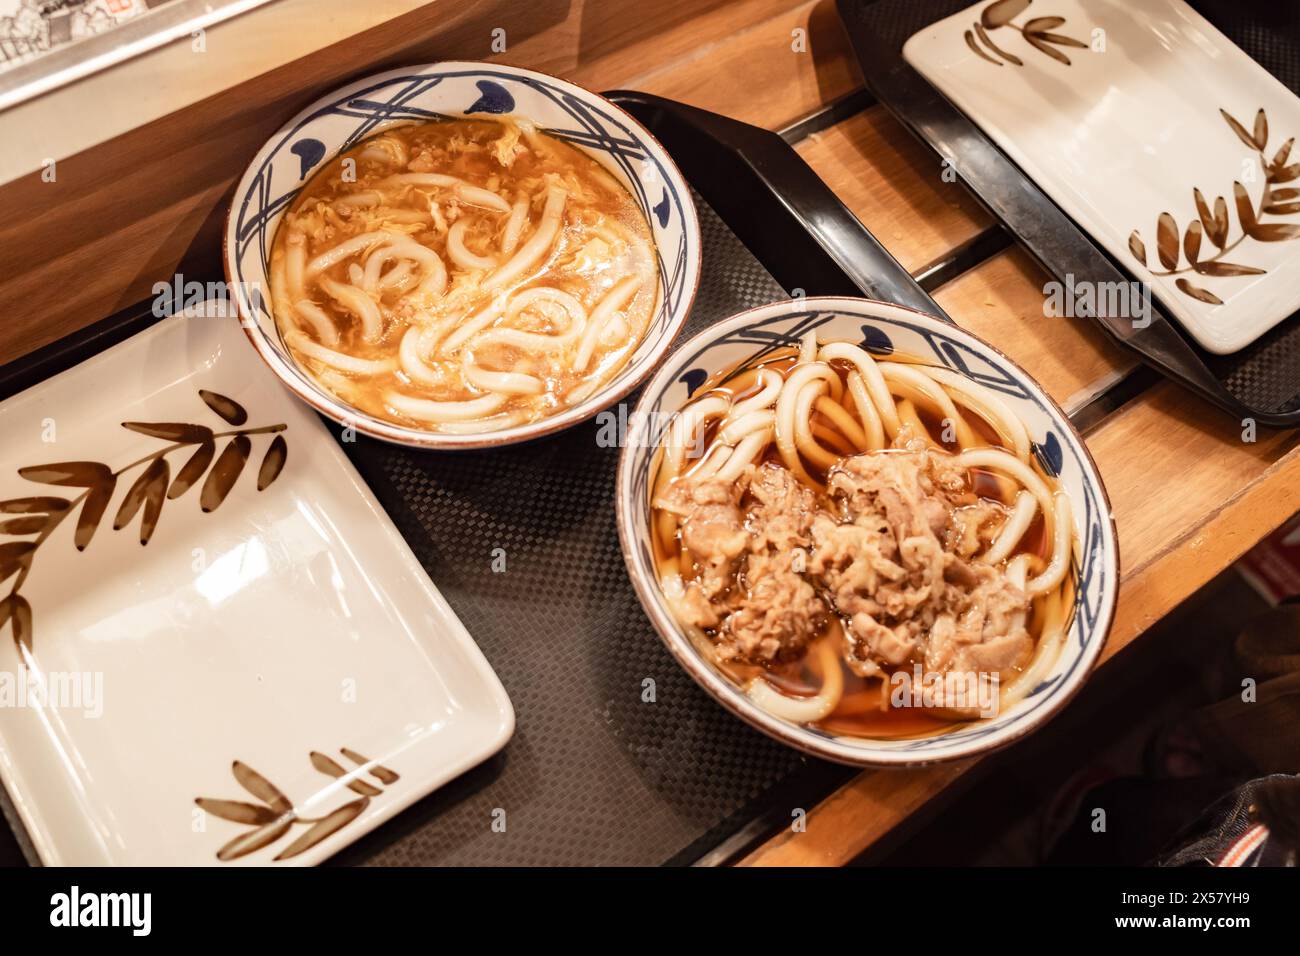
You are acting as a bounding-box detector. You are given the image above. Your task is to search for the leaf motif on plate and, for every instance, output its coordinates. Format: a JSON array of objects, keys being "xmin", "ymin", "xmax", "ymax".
[
  {"xmin": 232, "ymin": 760, "xmax": 293, "ymax": 814},
  {"xmin": 1, "ymin": 594, "xmax": 32, "ymax": 656},
  {"xmin": 0, "ymin": 515, "xmax": 51, "ymax": 535},
  {"xmin": 1023, "ymin": 16, "xmax": 1064, "ymax": 31},
  {"xmin": 1193, "ymin": 261, "xmax": 1266, "ymax": 277},
  {"xmin": 1233, "ymin": 180, "xmax": 1258, "ymax": 233},
  {"xmin": 1271, "ymin": 163, "xmax": 1300, "ymax": 184},
  {"xmin": 1175, "ymin": 278, "xmax": 1223, "ymax": 305},
  {"xmin": 964, "ymin": 29, "xmax": 1002, "ymax": 65},
  {"xmin": 1273, "ymin": 137, "xmax": 1294, "ymax": 170},
  {"xmin": 1024, "ymin": 31, "xmax": 1072, "ymax": 65},
  {"xmin": 0, "ymin": 496, "xmax": 70, "ymax": 515},
  {"xmin": 1128, "ymin": 230, "xmax": 1147, "ymax": 265},
  {"xmin": 980, "ymin": 0, "xmax": 1030, "ymax": 29},
  {"xmin": 1183, "ymin": 219, "xmax": 1202, "ymax": 265},
  {"xmin": 200, "ymin": 436, "xmax": 251, "ymax": 513},
  {"xmin": 1155, "ymin": 212, "xmax": 1180, "ymax": 269},
  {"xmin": 974, "ymin": 22, "xmax": 1023, "ymax": 65},
  {"xmin": 257, "ymin": 435, "xmax": 288, "ymax": 491},
  {"xmin": 17, "ymin": 461, "xmax": 112, "ymax": 488},
  {"xmin": 1264, "ymin": 201, "xmax": 1300, "ymax": 215},
  {"xmin": 1034, "ymin": 31, "xmax": 1087, "ymax": 49},
  {"xmin": 1221, "ymin": 109, "xmax": 1260, "ymax": 151},
  {"xmin": 120, "ymin": 422, "xmax": 214, "ymax": 443},
  {"xmin": 340, "ymin": 748, "xmax": 401, "ymax": 785},
  {"xmin": 0, "ymin": 541, "xmax": 34, "ymax": 585},
  {"xmin": 1248, "ymin": 222, "xmax": 1300, "ymax": 242},
  {"xmin": 216, "ymin": 817, "xmax": 295, "ymax": 862},
  {"xmin": 1253, "ymin": 109, "xmax": 1269, "ymax": 151},
  {"xmin": 310, "ymin": 751, "xmax": 382, "ymax": 797},
  {"xmin": 168, "ymin": 440, "xmax": 216, "ymax": 500},
  {"xmin": 273, "ymin": 799, "xmax": 369, "ymax": 861},
  {"xmin": 74, "ymin": 477, "xmax": 116, "ymax": 551},
  {"xmin": 113, "ymin": 457, "xmax": 168, "ymax": 541},
  {"xmin": 199, "ymin": 389, "xmax": 248, "ymax": 426},
  {"xmin": 195, "ymin": 798, "xmax": 280, "ymax": 826}
]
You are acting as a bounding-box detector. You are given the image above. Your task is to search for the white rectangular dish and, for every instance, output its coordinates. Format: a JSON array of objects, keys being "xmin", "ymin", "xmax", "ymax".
[
  {"xmin": 0, "ymin": 308, "xmax": 513, "ymax": 865},
  {"xmin": 904, "ymin": 0, "xmax": 1300, "ymax": 354}
]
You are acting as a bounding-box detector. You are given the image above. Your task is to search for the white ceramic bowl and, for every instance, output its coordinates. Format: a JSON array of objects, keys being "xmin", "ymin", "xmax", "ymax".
[
  {"xmin": 224, "ymin": 62, "xmax": 701, "ymax": 449},
  {"xmin": 616, "ymin": 297, "xmax": 1120, "ymax": 766}
]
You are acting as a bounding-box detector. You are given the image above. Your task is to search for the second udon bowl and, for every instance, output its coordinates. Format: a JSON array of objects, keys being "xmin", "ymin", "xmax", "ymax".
[
  {"xmin": 616, "ymin": 297, "xmax": 1119, "ymax": 767},
  {"xmin": 224, "ymin": 62, "xmax": 701, "ymax": 449}
]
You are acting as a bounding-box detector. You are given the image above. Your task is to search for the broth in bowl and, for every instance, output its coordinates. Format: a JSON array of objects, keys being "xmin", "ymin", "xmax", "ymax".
[
  {"xmin": 649, "ymin": 332, "xmax": 1078, "ymax": 739},
  {"xmin": 269, "ymin": 118, "xmax": 659, "ymax": 435}
]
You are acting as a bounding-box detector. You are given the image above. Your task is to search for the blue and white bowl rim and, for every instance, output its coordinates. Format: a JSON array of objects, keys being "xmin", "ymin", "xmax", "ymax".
[
  {"xmin": 222, "ymin": 61, "xmax": 701, "ymax": 449},
  {"xmin": 615, "ymin": 296, "xmax": 1120, "ymax": 767}
]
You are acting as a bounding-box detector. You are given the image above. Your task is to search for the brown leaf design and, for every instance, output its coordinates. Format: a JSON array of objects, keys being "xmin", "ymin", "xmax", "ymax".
[
  {"xmin": 8, "ymin": 595, "xmax": 31, "ymax": 656},
  {"xmin": 0, "ymin": 497, "xmax": 69, "ymax": 515},
  {"xmin": 1253, "ymin": 109, "xmax": 1269, "ymax": 150},
  {"xmin": 273, "ymin": 798, "xmax": 369, "ymax": 861},
  {"xmin": 1271, "ymin": 163, "xmax": 1300, "ymax": 184},
  {"xmin": 0, "ymin": 516, "xmax": 50, "ymax": 535},
  {"xmin": 200, "ymin": 437, "xmax": 251, "ymax": 513},
  {"xmin": 1128, "ymin": 230, "xmax": 1147, "ymax": 265},
  {"xmin": 964, "ymin": 29, "xmax": 1002, "ymax": 65},
  {"xmin": 138, "ymin": 460, "xmax": 170, "ymax": 545},
  {"xmin": 1269, "ymin": 187, "xmax": 1300, "ymax": 201},
  {"xmin": 1036, "ymin": 31, "xmax": 1087, "ymax": 49},
  {"xmin": 980, "ymin": 0, "xmax": 1030, "ymax": 28},
  {"xmin": 168, "ymin": 441, "xmax": 215, "ymax": 500},
  {"xmin": 195, "ymin": 798, "xmax": 280, "ymax": 826},
  {"xmin": 1024, "ymin": 32, "xmax": 1071, "ymax": 65},
  {"xmin": 1024, "ymin": 16, "xmax": 1065, "ymax": 31},
  {"xmin": 257, "ymin": 435, "xmax": 288, "ymax": 491},
  {"xmin": 217, "ymin": 817, "xmax": 294, "ymax": 862},
  {"xmin": 74, "ymin": 478, "xmax": 115, "ymax": 551},
  {"xmin": 0, "ymin": 541, "xmax": 34, "ymax": 584},
  {"xmin": 1265, "ymin": 201, "xmax": 1300, "ymax": 215},
  {"xmin": 1273, "ymin": 138, "xmax": 1295, "ymax": 170},
  {"xmin": 121, "ymin": 422, "xmax": 214, "ymax": 443},
  {"xmin": 18, "ymin": 461, "xmax": 112, "ymax": 488},
  {"xmin": 341, "ymin": 748, "xmax": 400, "ymax": 785},
  {"xmin": 1249, "ymin": 222, "xmax": 1300, "ymax": 241},
  {"xmin": 200, "ymin": 390, "xmax": 248, "ymax": 427},
  {"xmin": 113, "ymin": 458, "xmax": 167, "ymax": 536},
  {"xmin": 1183, "ymin": 220, "xmax": 1202, "ymax": 265},
  {"xmin": 1193, "ymin": 261, "xmax": 1267, "ymax": 277},
  {"xmin": 231, "ymin": 760, "xmax": 293, "ymax": 814},
  {"xmin": 1176, "ymin": 278, "xmax": 1223, "ymax": 304},
  {"xmin": 1156, "ymin": 212, "xmax": 1180, "ymax": 269},
  {"xmin": 1234, "ymin": 181, "xmax": 1258, "ymax": 233},
  {"xmin": 310, "ymin": 752, "xmax": 382, "ymax": 797},
  {"xmin": 1212, "ymin": 196, "xmax": 1230, "ymax": 248},
  {"xmin": 1221, "ymin": 109, "xmax": 1260, "ymax": 151},
  {"xmin": 974, "ymin": 22, "xmax": 1022, "ymax": 64},
  {"xmin": 0, "ymin": 594, "xmax": 13, "ymax": 636}
]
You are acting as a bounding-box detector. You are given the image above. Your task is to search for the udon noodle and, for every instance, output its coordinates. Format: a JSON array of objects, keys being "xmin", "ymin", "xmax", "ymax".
[
  {"xmin": 650, "ymin": 333, "xmax": 1077, "ymax": 738},
  {"xmin": 268, "ymin": 118, "xmax": 659, "ymax": 433}
]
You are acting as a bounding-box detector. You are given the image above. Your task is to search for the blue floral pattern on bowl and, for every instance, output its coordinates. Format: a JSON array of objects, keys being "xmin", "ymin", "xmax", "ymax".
[
  {"xmin": 615, "ymin": 298, "xmax": 1119, "ymax": 766},
  {"xmin": 224, "ymin": 63, "xmax": 700, "ymax": 449}
]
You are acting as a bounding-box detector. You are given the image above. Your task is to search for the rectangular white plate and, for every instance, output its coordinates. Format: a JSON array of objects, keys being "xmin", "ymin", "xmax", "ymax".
[
  {"xmin": 0, "ymin": 308, "xmax": 513, "ymax": 865},
  {"xmin": 904, "ymin": 0, "xmax": 1300, "ymax": 353}
]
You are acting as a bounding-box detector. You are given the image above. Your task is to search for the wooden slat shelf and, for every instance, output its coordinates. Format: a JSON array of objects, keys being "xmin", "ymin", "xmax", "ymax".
[{"xmin": 4, "ymin": 0, "xmax": 1297, "ymax": 869}]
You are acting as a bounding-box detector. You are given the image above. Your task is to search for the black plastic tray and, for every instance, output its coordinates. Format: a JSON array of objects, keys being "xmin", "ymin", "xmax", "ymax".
[
  {"xmin": 0, "ymin": 93, "xmax": 943, "ymax": 867},
  {"xmin": 838, "ymin": 0, "xmax": 1300, "ymax": 427}
]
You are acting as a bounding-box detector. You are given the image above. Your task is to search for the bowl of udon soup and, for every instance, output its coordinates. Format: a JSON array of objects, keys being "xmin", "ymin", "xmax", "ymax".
[
  {"xmin": 617, "ymin": 298, "xmax": 1118, "ymax": 766},
  {"xmin": 224, "ymin": 63, "xmax": 700, "ymax": 448}
]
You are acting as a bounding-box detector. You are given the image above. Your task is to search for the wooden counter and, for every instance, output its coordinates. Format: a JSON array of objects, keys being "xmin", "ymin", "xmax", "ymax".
[{"xmin": 3, "ymin": 0, "xmax": 1297, "ymax": 866}]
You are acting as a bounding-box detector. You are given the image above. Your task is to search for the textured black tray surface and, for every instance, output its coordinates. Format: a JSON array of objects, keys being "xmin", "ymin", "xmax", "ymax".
[
  {"xmin": 331, "ymin": 192, "xmax": 827, "ymax": 866},
  {"xmin": 842, "ymin": 0, "xmax": 1300, "ymax": 419}
]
